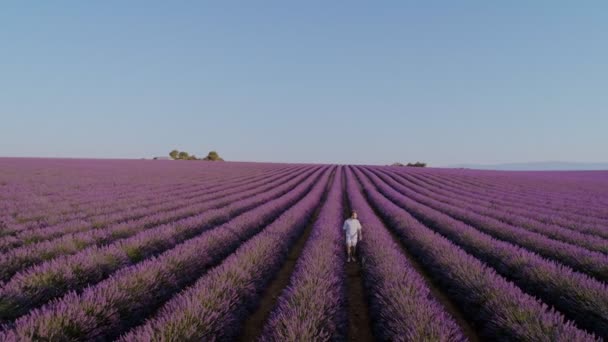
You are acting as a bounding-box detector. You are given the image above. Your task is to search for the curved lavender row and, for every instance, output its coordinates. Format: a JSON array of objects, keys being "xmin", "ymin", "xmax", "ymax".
[
  {"xmin": 1, "ymin": 179, "xmax": 162, "ymax": 229},
  {"xmin": 341, "ymin": 167, "xmax": 465, "ymax": 341},
  {"xmin": 1, "ymin": 163, "xmax": 214, "ymax": 234},
  {"xmin": 0, "ymin": 165, "xmax": 296, "ymax": 246},
  {"xmin": 0, "ymin": 175, "xmax": 236, "ymax": 242},
  {"xmin": 418, "ymin": 170, "xmax": 608, "ymax": 221},
  {"xmin": 0, "ymin": 182, "xmax": 177, "ymax": 238},
  {"xmin": 417, "ymin": 171, "xmax": 608, "ymax": 224},
  {"xmin": 0, "ymin": 166, "xmax": 312, "ymax": 282},
  {"xmin": 260, "ymin": 167, "xmax": 348, "ymax": 341},
  {"xmin": 0, "ymin": 168, "xmax": 297, "ymax": 253},
  {"xmin": 0, "ymin": 167, "xmax": 324, "ymax": 322},
  {"xmin": 0, "ymin": 163, "xmax": 291, "ymax": 239},
  {"xmin": 0, "ymin": 166, "xmax": 258, "ymax": 234},
  {"xmin": 405, "ymin": 169, "xmax": 608, "ymax": 218},
  {"xmin": 351, "ymin": 167, "xmax": 599, "ymax": 341},
  {"xmin": 119, "ymin": 168, "xmax": 334, "ymax": 342},
  {"xmin": 0, "ymin": 166, "xmax": 313, "ymax": 282},
  {"xmin": 373, "ymin": 169, "xmax": 608, "ymax": 282},
  {"xmin": 406, "ymin": 172, "xmax": 608, "ymax": 240},
  {"xmin": 0, "ymin": 167, "xmax": 332, "ymax": 341},
  {"xmin": 0, "ymin": 160, "xmax": 282, "ymax": 222},
  {"xmin": 423, "ymin": 168, "xmax": 608, "ymax": 208},
  {"xmin": 1, "ymin": 182, "xmax": 176, "ymax": 232},
  {"xmin": 0, "ymin": 167, "xmax": 311, "ymax": 278},
  {"xmin": 387, "ymin": 170, "xmax": 608, "ymax": 254},
  {"xmin": 0, "ymin": 165, "xmax": 284, "ymax": 232},
  {"xmin": 411, "ymin": 172, "xmax": 608, "ymax": 238},
  {"xmin": 363, "ymin": 168, "xmax": 608, "ymax": 338},
  {"xmin": 0, "ymin": 165, "xmax": 298, "ymax": 247},
  {"xmin": 9, "ymin": 171, "xmax": 222, "ymax": 225}
]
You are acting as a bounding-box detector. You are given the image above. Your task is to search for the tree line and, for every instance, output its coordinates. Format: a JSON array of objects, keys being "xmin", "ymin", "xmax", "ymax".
[
  {"xmin": 169, "ymin": 150, "xmax": 224, "ymax": 161},
  {"xmin": 391, "ymin": 161, "xmax": 427, "ymax": 167}
]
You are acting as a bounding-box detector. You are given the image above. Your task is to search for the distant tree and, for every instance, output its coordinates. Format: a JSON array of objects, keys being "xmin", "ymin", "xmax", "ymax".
[
  {"xmin": 406, "ymin": 161, "xmax": 427, "ymax": 167},
  {"xmin": 208, "ymin": 151, "xmax": 219, "ymax": 160},
  {"xmin": 178, "ymin": 151, "xmax": 190, "ymax": 160},
  {"xmin": 203, "ymin": 151, "xmax": 224, "ymax": 161},
  {"xmin": 167, "ymin": 149, "xmax": 222, "ymax": 161},
  {"xmin": 391, "ymin": 162, "xmax": 405, "ymax": 167}
]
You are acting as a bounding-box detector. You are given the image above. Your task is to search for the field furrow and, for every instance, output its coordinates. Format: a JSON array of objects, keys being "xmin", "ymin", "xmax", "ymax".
[
  {"xmin": 383, "ymin": 169, "xmax": 608, "ymax": 253},
  {"xmin": 1, "ymin": 159, "xmax": 607, "ymax": 341},
  {"xmin": 0, "ymin": 166, "xmax": 312, "ymax": 281},
  {"xmin": 352, "ymin": 167, "xmax": 599, "ymax": 341},
  {"xmin": 0, "ymin": 167, "xmax": 324, "ymax": 323},
  {"xmin": 361, "ymin": 167, "xmax": 608, "ymax": 338},
  {"xmin": 368, "ymin": 168, "xmax": 608, "ymax": 282}
]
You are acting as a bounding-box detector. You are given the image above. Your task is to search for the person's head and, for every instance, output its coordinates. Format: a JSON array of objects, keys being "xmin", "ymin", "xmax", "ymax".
[{"xmin": 350, "ymin": 210, "xmax": 357, "ymax": 219}]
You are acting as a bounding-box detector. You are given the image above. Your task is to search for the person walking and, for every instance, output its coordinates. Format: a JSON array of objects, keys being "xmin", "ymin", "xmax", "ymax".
[{"xmin": 343, "ymin": 210, "xmax": 362, "ymax": 262}]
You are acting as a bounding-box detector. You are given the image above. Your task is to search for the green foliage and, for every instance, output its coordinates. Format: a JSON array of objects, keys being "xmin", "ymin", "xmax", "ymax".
[
  {"xmin": 406, "ymin": 161, "xmax": 427, "ymax": 167},
  {"xmin": 391, "ymin": 161, "xmax": 427, "ymax": 167},
  {"xmin": 167, "ymin": 149, "xmax": 223, "ymax": 161},
  {"xmin": 124, "ymin": 246, "xmax": 143, "ymax": 263},
  {"xmin": 91, "ymin": 220, "xmax": 106, "ymax": 230},
  {"xmin": 203, "ymin": 151, "xmax": 224, "ymax": 161}
]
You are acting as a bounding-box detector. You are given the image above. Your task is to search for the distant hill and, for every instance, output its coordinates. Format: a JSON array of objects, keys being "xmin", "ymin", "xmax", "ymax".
[{"xmin": 447, "ymin": 161, "xmax": 608, "ymax": 171}]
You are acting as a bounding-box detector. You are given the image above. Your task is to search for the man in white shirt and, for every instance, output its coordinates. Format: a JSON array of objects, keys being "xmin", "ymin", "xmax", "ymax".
[{"xmin": 343, "ymin": 210, "xmax": 362, "ymax": 262}]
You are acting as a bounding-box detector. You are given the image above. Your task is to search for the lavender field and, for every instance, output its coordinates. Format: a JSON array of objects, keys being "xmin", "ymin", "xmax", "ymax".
[{"xmin": 0, "ymin": 158, "xmax": 606, "ymax": 341}]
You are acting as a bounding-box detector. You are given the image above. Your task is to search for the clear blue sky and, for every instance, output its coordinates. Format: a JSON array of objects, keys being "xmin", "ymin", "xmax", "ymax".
[{"xmin": 2, "ymin": 1, "xmax": 607, "ymax": 165}]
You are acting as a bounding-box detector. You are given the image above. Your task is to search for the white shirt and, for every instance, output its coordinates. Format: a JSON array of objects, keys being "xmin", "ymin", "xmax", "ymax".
[{"xmin": 343, "ymin": 218, "xmax": 362, "ymax": 237}]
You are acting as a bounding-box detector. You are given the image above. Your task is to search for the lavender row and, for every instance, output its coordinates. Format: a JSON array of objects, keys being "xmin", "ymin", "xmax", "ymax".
[
  {"xmin": 388, "ymin": 170, "xmax": 608, "ymax": 254},
  {"xmin": 404, "ymin": 169, "xmax": 608, "ymax": 219},
  {"xmin": 417, "ymin": 171, "xmax": 608, "ymax": 224},
  {"xmin": 0, "ymin": 171, "xmax": 229, "ymax": 238},
  {"xmin": 260, "ymin": 167, "xmax": 347, "ymax": 341},
  {"xmin": 0, "ymin": 167, "xmax": 294, "ymax": 251},
  {"xmin": 418, "ymin": 170, "xmax": 608, "ymax": 221},
  {"xmin": 342, "ymin": 167, "xmax": 466, "ymax": 341},
  {"xmin": 411, "ymin": 172, "xmax": 608, "ymax": 238},
  {"xmin": 373, "ymin": 169, "xmax": 608, "ymax": 282},
  {"xmin": 119, "ymin": 168, "xmax": 334, "ymax": 342},
  {"xmin": 0, "ymin": 160, "xmax": 281, "ymax": 222},
  {"xmin": 0, "ymin": 169, "xmax": 305, "ymax": 272},
  {"xmin": 424, "ymin": 167, "xmax": 608, "ymax": 208},
  {"xmin": 0, "ymin": 162, "xmax": 290, "ymax": 235},
  {"xmin": 1, "ymin": 178, "xmax": 157, "ymax": 229},
  {"xmin": 0, "ymin": 165, "xmax": 298, "ymax": 246},
  {"xmin": 0, "ymin": 167, "xmax": 332, "ymax": 341},
  {"xmin": 363, "ymin": 168, "xmax": 608, "ymax": 338},
  {"xmin": 0, "ymin": 164, "xmax": 257, "ymax": 232},
  {"xmin": 0, "ymin": 167, "xmax": 324, "ymax": 322},
  {"xmin": 352, "ymin": 167, "xmax": 599, "ymax": 341},
  {"xmin": 406, "ymin": 172, "xmax": 608, "ymax": 240},
  {"xmin": 0, "ymin": 166, "xmax": 313, "ymax": 282}
]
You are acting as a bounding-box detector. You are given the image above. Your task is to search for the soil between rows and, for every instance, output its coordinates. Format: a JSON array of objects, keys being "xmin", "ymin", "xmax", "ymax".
[
  {"xmin": 352, "ymin": 166, "xmax": 482, "ymax": 342},
  {"xmin": 237, "ymin": 167, "xmax": 337, "ymax": 341},
  {"xmin": 343, "ymin": 167, "xmax": 375, "ymax": 342}
]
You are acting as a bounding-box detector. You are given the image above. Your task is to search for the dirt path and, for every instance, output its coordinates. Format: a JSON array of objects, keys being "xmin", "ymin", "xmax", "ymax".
[
  {"xmin": 353, "ymin": 166, "xmax": 481, "ymax": 342},
  {"xmin": 343, "ymin": 167, "xmax": 375, "ymax": 342},
  {"xmin": 343, "ymin": 261, "xmax": 374, "ymax": 342},
  {"xmin": 237, "ymin": 168, "xmax": 337, "ymax": 341}
]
